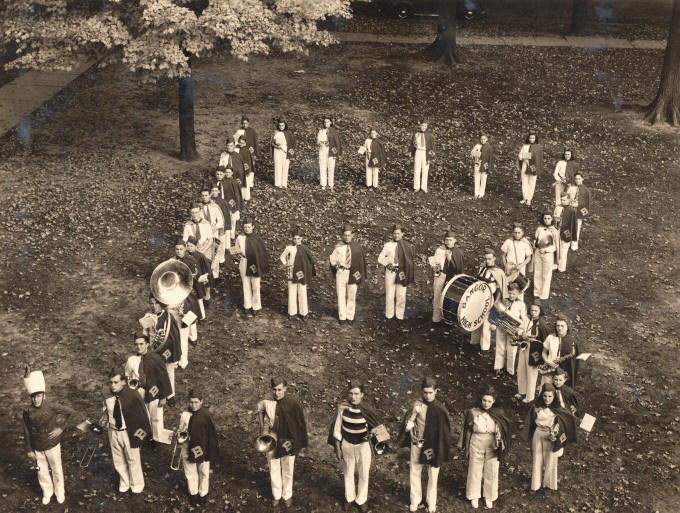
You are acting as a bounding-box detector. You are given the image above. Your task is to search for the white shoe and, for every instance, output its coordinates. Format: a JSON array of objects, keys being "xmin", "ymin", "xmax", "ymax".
[
  {"xmin": 42, "ymin": 496, "xmax": 52, "ymax": 505},
  {"xmin": 471, "ymin": 499, "xmax": 479, "ymax": 509},
  {"xmin": 485, "ymin": 499, "xmax": 493, "ymax": 509},
  {"xmin": 56, "ymin": 495, "xmax": 65, "ymax": 504},
  {"xmin": 119, "ymin": 486, "xmax": 130, "ymax": 493},
  {"xmin": 520, "ymin": 199, "xmax": 526, "ymax": 204}
]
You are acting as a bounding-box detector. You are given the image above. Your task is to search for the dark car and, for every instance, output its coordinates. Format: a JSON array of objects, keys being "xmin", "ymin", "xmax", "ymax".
[{"xmin": 369, "ymin": 0, "xmax": 482, "ymax": 19}]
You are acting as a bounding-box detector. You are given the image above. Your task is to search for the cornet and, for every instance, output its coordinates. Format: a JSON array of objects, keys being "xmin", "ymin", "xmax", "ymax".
[
  {"xmin": 410, "ymin": 423, "xmax": 425, "ymax": 449},
  {"xmin": 170, "ymin": 428, "xmax": 190, "ymax": 471},
  {"xmin": 128, "ymin": 377, "xmax": 140, "ymax": 390},
  {"xmin": 80, "ymin": 412, "xmax": 108, "ymax": 468}
]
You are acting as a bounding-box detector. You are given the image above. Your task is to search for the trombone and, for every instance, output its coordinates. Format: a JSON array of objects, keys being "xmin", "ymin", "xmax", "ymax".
[
  {"xmin": 170, "ymin": 428, "xmax": 190, "ymax": 471},
  {"xmin": 80, "ymin": 412, "xmax": 108, "ymax": 468}
]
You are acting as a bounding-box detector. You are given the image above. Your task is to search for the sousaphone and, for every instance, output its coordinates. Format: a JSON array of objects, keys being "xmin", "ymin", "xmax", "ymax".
[{"xmin": 150, "ymin": 259, "xmax": 193, "ymax": 306}]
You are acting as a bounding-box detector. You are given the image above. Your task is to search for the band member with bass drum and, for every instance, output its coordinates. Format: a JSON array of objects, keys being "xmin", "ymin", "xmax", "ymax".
[{"xmin": 428, "ymin": 228, "xmax": 465, "ymax": 327}]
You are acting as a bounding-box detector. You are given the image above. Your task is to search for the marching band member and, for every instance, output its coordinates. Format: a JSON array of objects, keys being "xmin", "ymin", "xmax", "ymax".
[
  {"xmin": 410, "ymin": 120, "xmax": 435, "ymax": 193},
  {"xmin": 187, "ymin": 236, "xmax": 214, "ymax": 303},
  {"xmin": 200, "ymin": 185, "xmax": 226, "ymax": 278},
  {"xmin": 500, "ymin": 223, "xmax": 533, "ymax": 283},
  {"xmin": 328, "ymin": 381, "xmax": 384, "ymax": 513},
  {"xmin": 22, "ymin": 368, "xmax": 77, "ymax": 505},
  {"xmin": 551, "ymin": 368, "xmax": 579, "ymax": 417},
  {"xmin": 458, "ymin": 387, "xmax": 511, "ymax": 510},
  {"xmin": 238, "ymin": 135, "xmax": 255, "ymax": 201},
  {"xmin": 216, "ymin": 167, "xmax": 243, "ymax": 245},
  {"xmin": 183, "ymin": 202, "xmax": 216, "ymax": 276},
  {"xmin": 378, "ymin": 223, "xmax": 415, "ymax": 323},
  {"xmin": 541, "ymin": 318, "xmax": 580, "ymax": 387},
  {"xmin": 399, "ymin": 377, "xmax": 451, "ymax": 513},
  {"xmin": 329, "ymin": 224, "xmax": 367, "ymax": 325},
  {"xmin": 175, "ymin": 239, "xmax": 207, "ymax": 320},
  {"xmin": 129, "ymin": 334, "xmax": 173, "ymax": 443},
  {"xmin": 428, "ymin": 229, "xmax": 465, "ymax": 326},
  {"xmin": 279, "ymin": 227, "xmax": 316, "ymax": 322},
  {"xmin": 210, "ymin": 181, "xmax": 232, "ymax": 252},
  {"xmin": 517, "ymin": 132, "xmax": 543, "ymax": 206},
  {"xmin": 180, "ymin": 389, "xmax": 219, "ymax": 507},
  {"xmin": 556, "ymin": 192, "xmax": 578, "ymax": 272},
  {"xmin": 360, "ymin": 128, "xmax": 386, "ymax": 190},
  {"xmin": 525, "ymin": 383, "xmax": 577, "ymax": 496},
  {"xmin": 516, "ymin": 303, "xmax": 549, "ymax": 403},
  {"xmin": 317, "ymin": 116, "xmax": 342, "ymax": 190},
  {"xmin": 144, "ymin": 297, "xmax": 182, "ymax": 405},
  {"xmin": 470, "ymin": 248, "xmax": 507, "ymax": 352},
  {"xmin": 234, "ymin": 216, "xmax": 268, "ymax": 316},
  {"xmin": 233, "ymin": 115, "xmax": 259, "ymax": 159},
  {"xmin": 470, "ymin": 134, "xmax": 494, "ymax": 199},
  {"xmin": 569, "ymin": 172, "xmax": 591, "ymax": 250},
  {"xmin": 493, "ymin": 282, "xmax": 528, "ymax": 378},
  {"xmin": 271, "ymin": 119, "xmax": 296, "ymax": 189},
  {"xmin": 257, "ymin": 377, "xmax": 308, "ymax": 508},
  {"xmin": 532, "ymin": 212, "xmax": 560, "ymax": 301},
  {"xmin": 553, "ymin": 149, "xmax": 578, "ymax": 207},
  {"xmin": 104, "ymin": 369, "xmax": 152, "ymax": 494},
  {"xmin": 219, "ymin": 140, "xmax": 246, "ymax": 191}
]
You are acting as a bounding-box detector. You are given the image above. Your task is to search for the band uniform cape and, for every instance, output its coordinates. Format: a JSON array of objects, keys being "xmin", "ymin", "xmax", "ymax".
[
  {"xmin": 518, "ymin": 143, "xmax": 544, "ymax": 175},
  {"xmin": 527, "ymin": 317, "xmax": 550, "ymax": 367},
  {"xmin": 272, "ymin": 396, "xmax": 309, "ymax": 458},
  {"xmin": 241, "ymin": 126, "xmax": 259, "ymax": 158},
  {"xmin": 188, "ymin": 248, "xmax": 215, "ymax": 290},
  {"xmin": 245, "ymin": 234, "xmax": 268, "ymax": 277},
  {"xmin": 326, "ymin": 126, "xmax": 342, "ymax": 158},
  {"xmin": 458, "ymin": 405, "xmax": 513, "ymax": 460},
  {"xmin": 367, "ymin": 137, "xmax": 386, "ymax": 168},
  {"xmin": 223, "ymin": 177, "xmax": 243, "ymax": 212},
  {"xmin": 554, "ymin": 385, "xmax": 579, "ymax": 417},
  {"xmin": 557, "ymin": 331, "xmax": 581, "ymax": 387},
  {"xmin": 114, "ymin": 385, "xmax": 153, "ymax": 448},
  {"xmin": 187, "ymin": 407, "xmax": 219, "ymax": 463},
  {"xmin": 525, "ymin": 405, "xmax": 578, "ymax": 453},
  {"xmin": 239, "ymin": 145, "xmax": 255, "ymax": 174},
  {"xmin": 534, "ymin": 224, "xmax": 561, "ymax": 270},
  {"xmin": 153, "ymin": 309, "xmax": 182, "ymax": 364},
  {"xmin": 327, "ymin": 402, "xmax": 381, "ymax": 446},
  {"xmin": 409, "ymin": 131, "xmax": 436, "ymax": 162},
  {"xmin": 331, "ymin": 241, "xmax": 367, "ymax": 285},
  {"xmin": 559, "ymin": 205, "xmax": 579, "ymax": 244},
  {"xmin": 574, "ymin": 184, "xmax": 591, "ymax": 220},
  {"xmin": 224, "ymin": 151, "xmax": 245, "ymax": 183},
  {"xmin": 291, "ymin": 245, "xmax": 316, "ymax": 286},
  {"xmin": 272, "ymin": 130, "xmax": 298, "ymax": 160},
  {"xmin": 442, "ymin": 246, "xmax": 465, "ymax": 281},
  {"xmin": 140, "ymin": 351, "xmax": 173, "ymax": 403},
  {"xmin": 212, "ymin": 195, "xmax": 231, "ymax": 227},
  {"xmin": 23, "ymin": 400, "xmax": 76, "ymax": 452},
  {"xmin": 397, "ymin": 400, "xmax": 452, "ymax": 467},
  {"xmin": 394, "ymin": 239, "xmax": 415, "ymax": 286},
  {"xmin": 479, "ymin": 143, "xmax": 494, "ymax": 173},
  {"xmin": 477, "ymin": 265, "xmax": 508, "ymax": 302}
]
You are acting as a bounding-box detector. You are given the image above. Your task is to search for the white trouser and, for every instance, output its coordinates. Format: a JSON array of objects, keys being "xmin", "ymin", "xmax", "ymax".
[
  {"xmin": 34, "ymin": 443, "xmax": 64, "ymax": 500},
  {"xmin": 533, "ymin": 250, "xmax": 555, "ymax": 300},
  {"xmin": 494, "ymin": 330, "xmax": 518, "ymax": 374},
  {"xmin": 273, "ymin": 149, "xmax": 286, "ymax": 188},
  {"xmin": 409, "ymin": 444, "xmax": 439, "ymax": 511},
  {"xmin": 179, "ymin": 326, "xmax": 189, "ymax": 369},
  {"xmin": 228, "ymin": 212, "xmax": 240, "ymax": 243},
  {"xmin": 241, "ymin": 185, "xmax": 250, "ymax": 202},
  {"xmin": 240, "ymin": 259, "xmax": 261, "ymax": 310},
  {"xmin": 521, "ymin": 170, "xmax": 537, "ymax": 203},
  {"xmin": 166, "ymin": 362, "xmax": 177, "ymax": 398},
  {"xmin": 470, "ymin": 319, "xmax": 491, "ymax": 351},
  {"xmin": 336, "ymin": 269, "xmax": 357, "ymax": 321},
  {"xmin": 319, "ymin": 146, "xmax": 335, "ymax": 188},
  {"xmin": 385, "ymin": 270, "xmax": 406, "ymax": 320},
  {"xmin": 473, "ymin": 165, "xmax": 487, "ymax": 197},
  {"xmin": 431, "ymin": 273, "xmax": 446, "ymax": 322},
  {"xmin": 574, "ymin": 219, "xmax": 582, "ymax": 250},
  {"xmin": 267, "ymin": 452, "xmax": 295, "ymax": 500},
  {"xmin": 215, "ymin": 233, "xmax": 226, "ymax": 265},
  {"xmin": 413, "ymin": 149, "xmax": 429, "ymax": 192},
  {"xmin": 246, "ymin": 171, "xmax": 254, "ymax": 189},
  {"xmin": 182, "ymin": 447, "xmax": 210, "ymax": 497},
  {"xmin": 554, "ymin": 182, "xmax": 566, "ymax": 206},
  {"xmin": 287, "ymin": 282, "xmax": 308, "ymax": 317},
  {"xmin": 147, "ymin": 399, "xmax": 164, "ymax": 442},
  {"xmin": 198, "ymin": 298, "xmax": 206, "ymax": 320},
  {"xmin": 517, "ymin": 348, "xmax": 539, "ymax": 401},
  {"xmin": 466, "ymin": 433, "xmax": 498, "ymax": 501},
  {"xmin": 531, "ymin": 428, "xmax": 558, "ymax": 490},
  {"xmin": 341, "ymin": 440, "xmax": 371, "ymax": 506},
  {"xmin": 366, "ymin": 165, "xmax": 379, "ymax": 188},
  {"xmin": 558, "ymin": 239, "xmax": 571, "ymax": 272},
  {"xmin": 109, "ymin": 429, "xmax": 144, "ymax": 493}
]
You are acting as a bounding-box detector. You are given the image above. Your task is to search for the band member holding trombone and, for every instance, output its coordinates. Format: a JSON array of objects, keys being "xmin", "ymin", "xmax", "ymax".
[
  {"xmin": 22, "ymin": 367, "xmax": 78, "ymax": 505},
  {"xmin": 458, "ymin": 386, "xmax": 512, "ymax": 509},
  {"xmin": 257, "ymin": 377, "xmax": 308, "ymax": 508},
  {"xmin": 104, "ymin": 368, "xmax": 152, "ymax": 494},
  {"xmin": 328, "ymin": 380, "xmax": 384, "ymax": 513},
  {"xmin": 280, "ymin": 226, "xmax": 316, "ymax": 322},
  {"xmin": 176, "ymin": 389, "xmax": 219, "ymax": 507},
  {"xmin": 428, "ymin": 229, "xmax": 465, "ymax": 326},
  {"xmin": 378, "ymin": 223, "xmax": 415, "ymax": 323},
  {"xmin": 399, "ymin": 377, "xmax": 451, "ymax": 513}
]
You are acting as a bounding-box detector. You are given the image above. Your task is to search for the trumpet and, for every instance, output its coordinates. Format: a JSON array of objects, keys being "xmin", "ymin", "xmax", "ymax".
[
  {"xmin": 170, "ymin": 428, "xmax": 190, "ymax": 471},
  {"xmin": 128, "ymin": 377, "xmax": 140, "ymax": 390},
  {"xmin": 410, "ymin": 422, "xmax": 425, "ymax": 449},
  {"xmin": 80, "ymin": 412, "xmax": 108, "ymax": 468}
]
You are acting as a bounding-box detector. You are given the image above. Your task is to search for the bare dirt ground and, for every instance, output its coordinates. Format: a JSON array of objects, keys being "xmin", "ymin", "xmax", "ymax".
[{"xmin": 1, "ymin": 41, "xmax": 679, "ymax": 513}]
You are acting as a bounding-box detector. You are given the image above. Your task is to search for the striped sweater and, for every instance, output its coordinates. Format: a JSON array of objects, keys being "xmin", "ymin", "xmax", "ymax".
[{"xmin": 340, "ymin": 406, "xmax": 368, "ymax": 444}]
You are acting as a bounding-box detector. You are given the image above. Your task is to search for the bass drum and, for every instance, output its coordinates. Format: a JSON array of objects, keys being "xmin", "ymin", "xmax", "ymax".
[{"xmin": 440, "ymin": 274, "xmax": 494, "ymax": 332}]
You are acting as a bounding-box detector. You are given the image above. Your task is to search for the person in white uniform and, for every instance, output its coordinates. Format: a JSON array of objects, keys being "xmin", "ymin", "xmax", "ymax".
[
  {"xmin": 409, "ymin": 120, "xmax": 435, "ymax": 193},
  {"xmin": 378, "ymin": 224, "xmax": 415, "ymax": 323},
  {"xmin": 279, "ymin": 227, "xmax": 316, "ymax": 321},
  {"xmin": 359, "ymin": 128, "xmax": 386, "ymax": 189},
  {"xmin": 317, "ymin": 116, "xmax": 342, "ymax": 190}
]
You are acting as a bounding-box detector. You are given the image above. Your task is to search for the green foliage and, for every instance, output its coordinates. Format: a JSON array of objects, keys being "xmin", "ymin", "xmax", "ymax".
[{"xmin": 2, "ymin": 0, "xmax": 352, "ymax": 80}]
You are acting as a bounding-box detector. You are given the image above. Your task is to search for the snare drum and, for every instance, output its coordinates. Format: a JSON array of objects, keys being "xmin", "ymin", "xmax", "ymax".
[{"xmin": 440, "ymin": 274, "xmax": 494, "ymax": 332}]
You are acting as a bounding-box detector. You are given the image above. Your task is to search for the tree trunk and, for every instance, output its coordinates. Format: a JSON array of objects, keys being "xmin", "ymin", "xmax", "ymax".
[
  {"xmin": 570, "ymin": 0, "xmax": 588, "ymax": 34},
  {"xmin": 179, "ymin": 73, "xmax": 199, "ymax": 161},
  {"xmin": 645, "ymin": 0, "xmax": 680, "ymax": 125},
  {"xmin": 425, "ymin": 0, "xmax": 464, "ymax": 65}
]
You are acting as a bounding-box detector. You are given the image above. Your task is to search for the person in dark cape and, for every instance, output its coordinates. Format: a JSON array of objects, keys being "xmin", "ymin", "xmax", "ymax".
[
  {"xmin": 458, "ymin": 386, "xmax": 512, "ymax": 510},
  {"xmin": 145, "ymin": 296, "xmax": 182, "ymax": 406},
  {"xmin": 517, "ymin": 132, "xmax": 544, "ymax": 207},
  {"xmin": 238, "ymin": 134, "xmax": 255, "ymax": 201},
  {"xmin": 329, "ymin": 223, "xmax": 367, "ymax": 325},
  {"xmin": 233, "ymin": 115, "xmax": 259, "ymax": 159},
  {"xmin": 409, "ymin": 119, "xmax": 436, "ymax": 193},
  {"xmin": 361, "ymin": 128, "xmax": 386, "ymax": 189},
  {"xmin": 175, "ymin": 239, "xmax": 207, "ymax": 319},
  {"xmin": 553, "ymin": 148, "xmax": 579, "ymax": 206},
  {"xmin": 104, "ymin": 369, "xmax": 152, "ymax": 494},
  {"xmin": 397, "ymin": 377, "xmax": 451, "ymax": 513},
  {"xmin": 471, "ymin": 248, "xmax": 508, "ymax": 352},
  {"xmin": 556, "ymin": 191, "xmax": 579, "ymax": 272},
  {"xmin": 317, "ymin": 115, "xmax": 343, "ymax": 190},
  {"xmin": 327, "ymin": 380, "xmax": 384, "ymax": 513},
  {"xmin": 470, "ymin": 133, "xmax": 494, "ymax": 199},
  {"xmin": 219, "ymin": 140, "xmax": 245, "ymax": 185},
  {"xmin": 179, "ymin": 389, "xmax": 219, "ymax": 506},
  {"xmin": 187, "ymin": 236, "xmax": 214, "ymax": 297},
  {"xmin": 257, "ymin": 377, "xmax": 308, "ymax": 508},
  {"xmin": 550, "ymin": 368, "xmax": 580, "ymax": 417},
  {"xmin": 570, "ymin": 171, "xmax": 591, "ymax": 250},
  {"xmin": 525, "ymin": 383, "xmax": 577, "ymax": 496},
  {"xmin": 279, "ymin": 226, "xmax": 316, "ymax": 321},
  {"xmin": 516, "ymin": 302, "xmax": 550, "ymax": 403},
  {"xmin": 217, "ymin": 167, "xmax": 242, "ymax": 244},
  {"xmin": 378, "ymin": 223, "xmax": 415, "ymax": 324},
  {"xmin": 271, "ymin": 119, "xmax": 297, "ymax": 188},
  {"xmin": 428, "ymin": 228, "xmax": 465, "ymax": 326},
  {"xmin": 234, "ymin": 216, "xmax": 268, "ymax": 316}
]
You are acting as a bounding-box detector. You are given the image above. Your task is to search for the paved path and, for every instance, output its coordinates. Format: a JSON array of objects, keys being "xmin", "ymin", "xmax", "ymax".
[{"xmin": 0, "ymin": 32, "xmax": 666, "ymax": 138}]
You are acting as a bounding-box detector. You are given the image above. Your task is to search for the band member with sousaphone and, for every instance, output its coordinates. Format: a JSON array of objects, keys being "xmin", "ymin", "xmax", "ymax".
[
  {"xmin": 500, "ymin": 223, "xmax": 532, "ymax": 293},
  {"xmin": 328, "ymin": 380, "xmax": 387, "ymax": 513},
  {"xmin": 378, "ymin": 223, "xmax": 415, "ymax": 324},
  {"xmin": 471, "ymin": 248, "xmax": 508, "ymax": 352},
  {"xmin": 458, "ymin": 386, "xmax": 512, "ymax": 510},
  {"xmin": 103, "ymin": 368, "xmax": 152, "ymax": 494},
  {"xmin": 178, "ymin": 389, "xmax": 219, "ymax": 507},
  {"xmin": 541, "ymin": 317, "xmax": 580, "ymax": 387},
  {"xmin": 329, "ymin": 223, "xmax": 367, "ymax": 325},
  {"xmin": 398, "ymin": 377, "xmax": 451, "ymax": 513},
  {"xmin": 516, "ymin": 302, "xmax": 550, "ymax": 403},
  {"xmin": 428, "ymin": 228, "xmax": 465, "ymax": 327},
  {"xmin": 279, "ymin": 226, "xmax": 316, "ymax": 322},
  {"xmin": 257, "ymin": 377, "xmax": 308, "ymax": 508},
  {"xmin": 359, "ymin": 128, "xmax": 386, "ymax": 190},
  {"xmin": 517, "ymin": 132, "xmax": 543, "ymax": 207},
  {"xmin": 532, "ymin": 212, "xmax": 560, "ymax": 301},
  {"xmin": 233, "ymin": 216, "xmax": 269, "ymax": 316}
]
